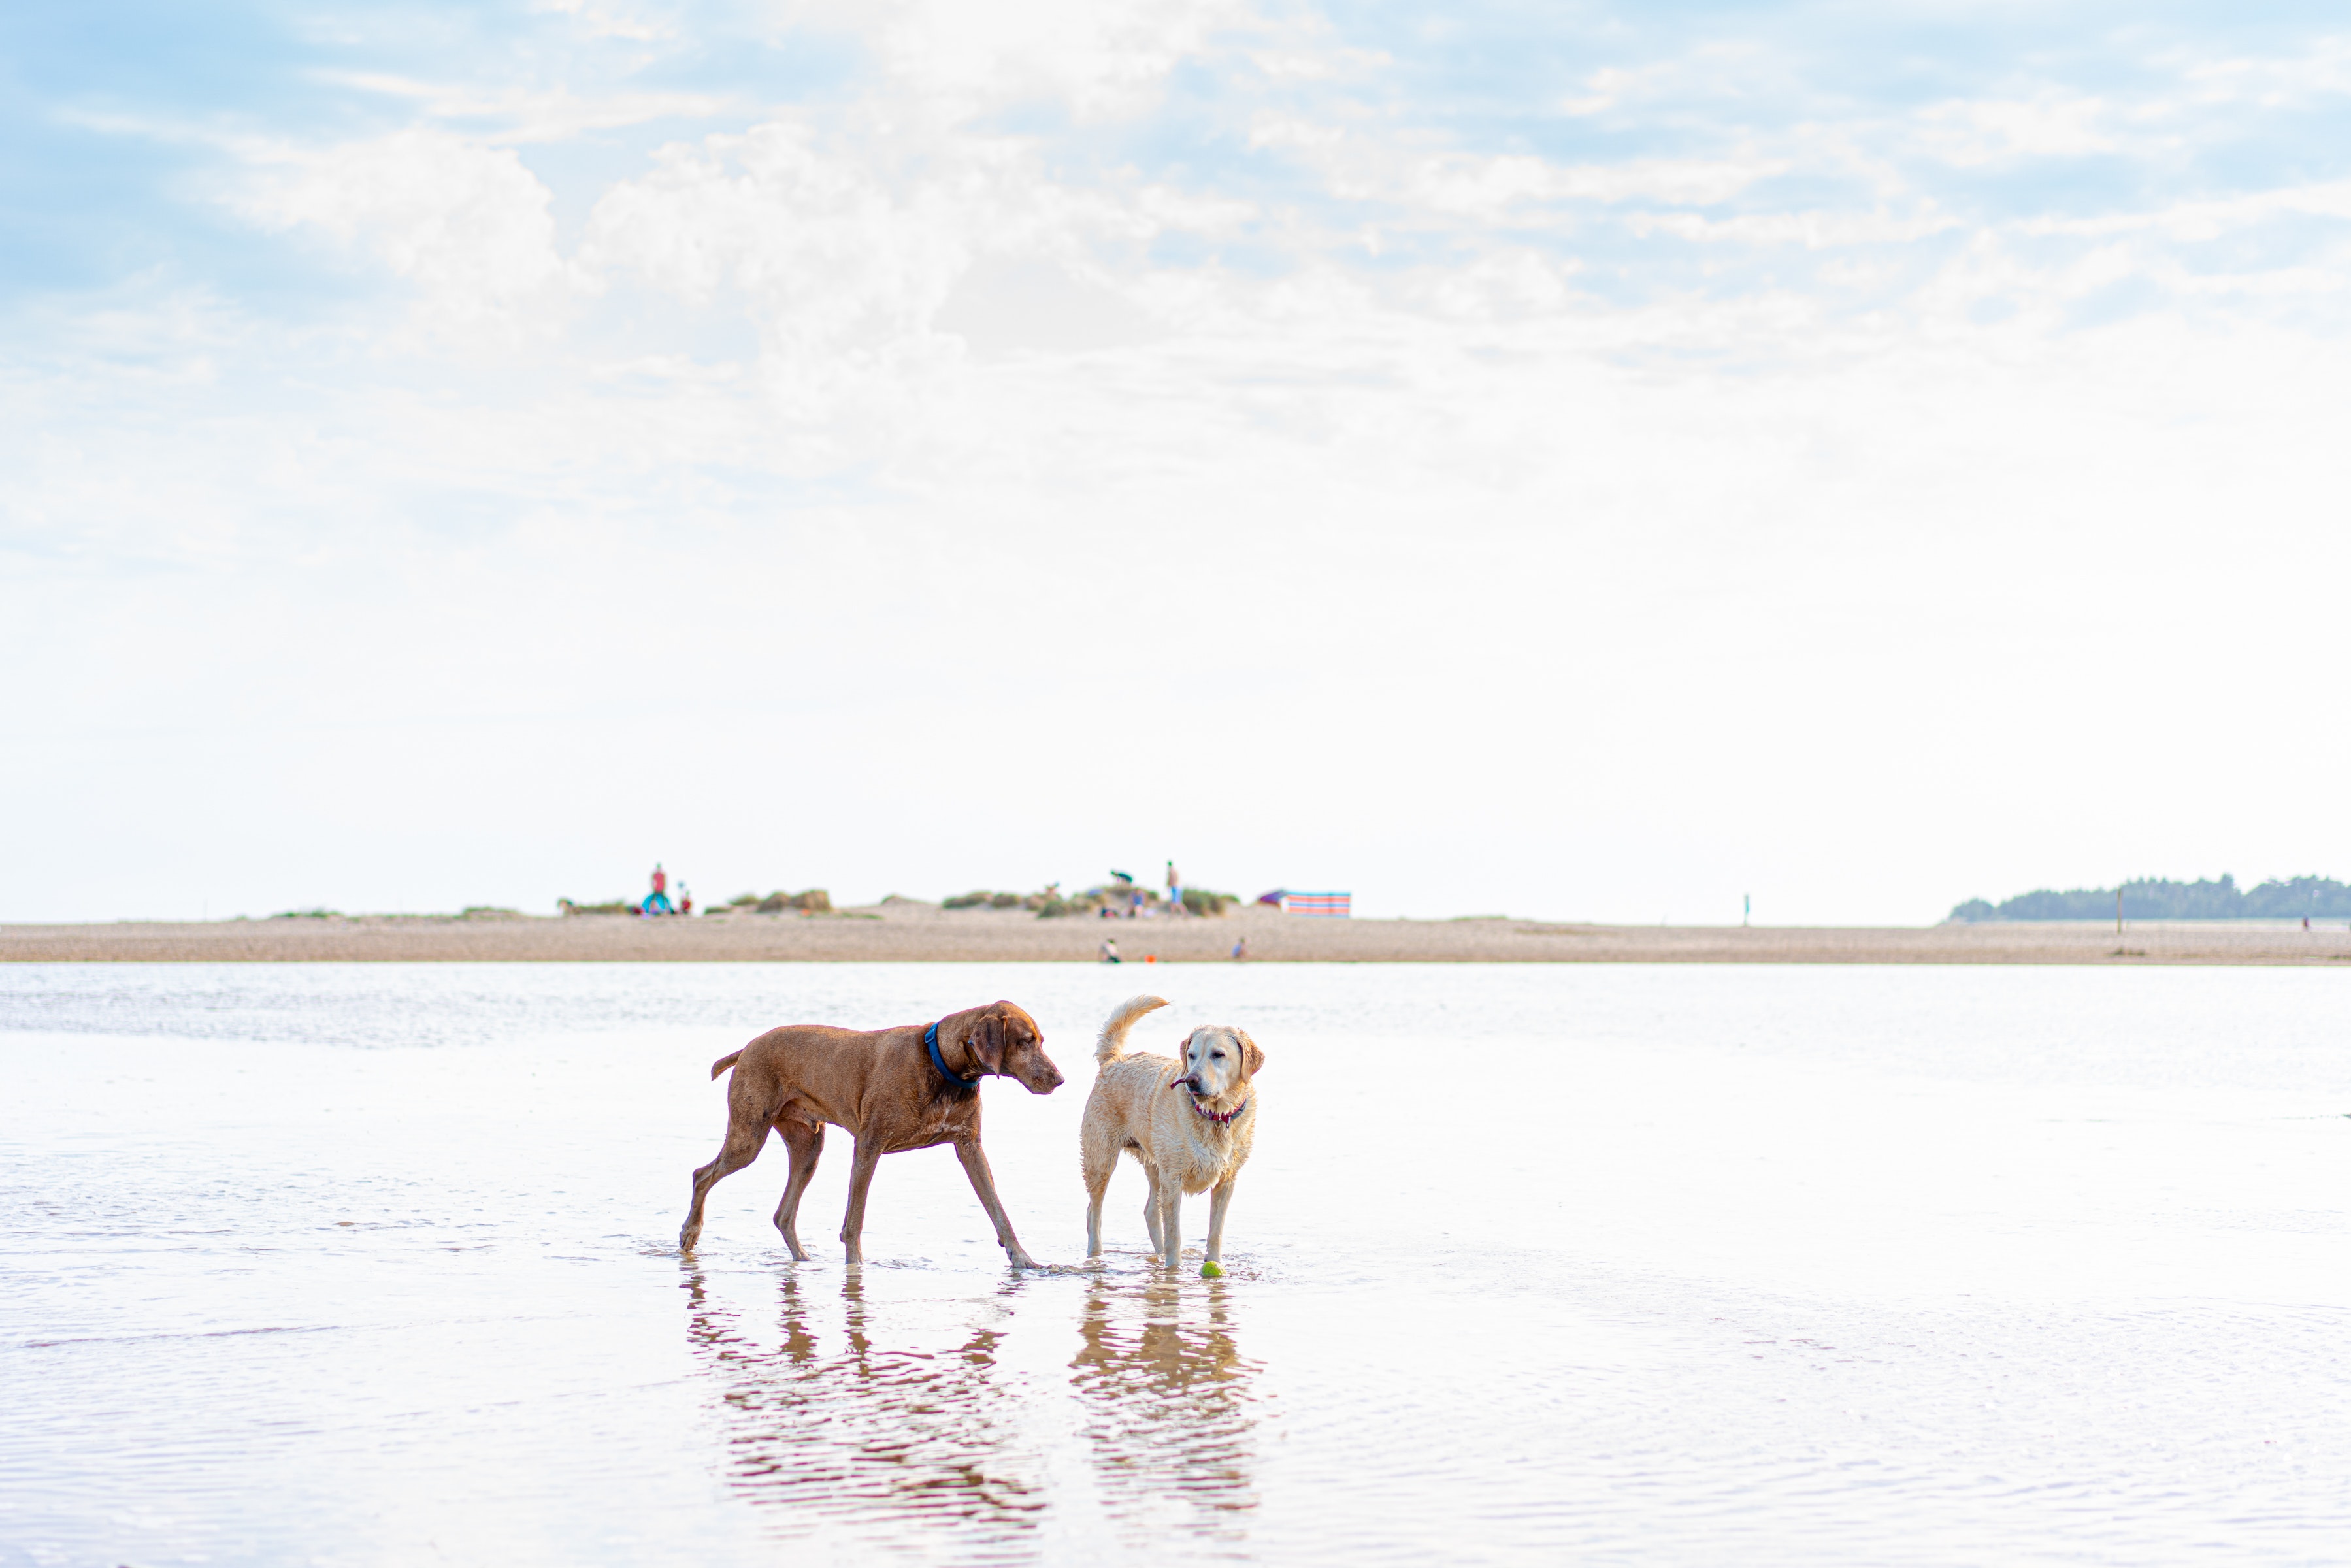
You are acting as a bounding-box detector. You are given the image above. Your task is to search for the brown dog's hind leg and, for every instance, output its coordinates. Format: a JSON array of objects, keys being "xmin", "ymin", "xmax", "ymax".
[
  {"xmin": 954, "ymin": 1137, "xmax": 1037, "ymax": 1269},
  {"xmin": 838, "ymin": 1136, "xmax": 883, "ymax": 1266},
  {"xmin": 771, "ymin": 1118, "xmax": 825, "ymax": 1262},
  {"xmin": 680, "ymin": 1120, "xmax": 768, "ymax": 1251}
]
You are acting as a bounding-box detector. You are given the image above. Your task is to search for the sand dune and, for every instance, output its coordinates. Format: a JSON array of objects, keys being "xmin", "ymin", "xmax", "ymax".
[{"xmin": 6, "ymin": 902, "xmax": 2350, "ymax": 964}]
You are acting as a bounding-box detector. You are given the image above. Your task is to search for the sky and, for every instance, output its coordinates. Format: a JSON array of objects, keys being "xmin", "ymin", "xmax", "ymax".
[{"xmin": 8, "ymin": 1, "xmax": 2351, "ymax": 925}]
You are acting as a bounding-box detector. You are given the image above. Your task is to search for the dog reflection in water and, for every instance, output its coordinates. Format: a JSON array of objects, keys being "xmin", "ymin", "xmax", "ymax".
[
  {"xmin": 678, "ymin": 1267, "xmax": 1262, "ymax": 1540},
  {"xmin": 681, "ymin": 1267, "xmax": 1044, "ymax": 1538},
  {"xmin": 1070, "ymin": 1277, "xmax": 1262, "ymax": 1531}
]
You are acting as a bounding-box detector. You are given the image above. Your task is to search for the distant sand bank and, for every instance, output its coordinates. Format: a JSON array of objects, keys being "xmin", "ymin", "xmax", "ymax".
[{"xmin": 7, "ymin": 904, "xmax": 2351, "ymax": 964}]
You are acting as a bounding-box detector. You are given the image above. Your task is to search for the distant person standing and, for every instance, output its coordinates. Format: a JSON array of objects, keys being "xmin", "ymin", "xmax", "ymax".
[
  {"xmin": 642, "ymin": 862, "xmax": 675, "ymax": 917},
  {"xmin": 679, "ymin": 884, "xmax": 694, "ymax": 917},
  {"xmin": 1166, "ymin": 860, "xmax": 1182, "ymax": 915}
]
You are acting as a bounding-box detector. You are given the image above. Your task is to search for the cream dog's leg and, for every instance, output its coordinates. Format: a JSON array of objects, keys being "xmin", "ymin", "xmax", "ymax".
[
  {"xmin": 1084, "ymin": 1169, "xmax": 1111, "ymax": 1258},
  {"xmin": 1143, "ymin": 1167, "xmax": 1166, "ymax": 1256},
  {"xmin": 1205, "ymin": 1177, "xmax": 1238, "ymax": 1264},
  {"xmin": 1080, "ymin": 1122, "xmax": 1118, "ymax": 1259},
  {"xmin": 1156, "ymin": 1175, "xmax": 1183, "ymax": 1267}
]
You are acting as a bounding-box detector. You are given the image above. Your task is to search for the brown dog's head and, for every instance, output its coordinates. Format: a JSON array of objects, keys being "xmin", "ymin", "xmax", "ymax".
[
  {"xmin": 966, "ymin": 1001, "xmax": 1063, "ymax": 1094},
  {"xmin": 1170, "ymin": 1025, "xmax": 1263, "ymax": 1103}
]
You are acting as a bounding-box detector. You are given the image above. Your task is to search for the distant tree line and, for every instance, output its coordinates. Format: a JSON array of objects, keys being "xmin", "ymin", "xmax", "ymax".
[
  {"xmin": 1949, "ymin": 874, "xmax": 2351, "ymax": 922},
  {"xmin": 945, "ymin": 882, "xmax": 1240, "ymax": 917}
]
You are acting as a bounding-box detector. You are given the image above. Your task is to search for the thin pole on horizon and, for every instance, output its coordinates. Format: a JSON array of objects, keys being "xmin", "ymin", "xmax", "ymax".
[{"xmin": 1743, "ymin": 894, "xmax": 1750, "ymax": 927}]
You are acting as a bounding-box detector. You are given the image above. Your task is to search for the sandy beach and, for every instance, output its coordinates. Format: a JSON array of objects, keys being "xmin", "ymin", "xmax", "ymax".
[{"xmin": 6, "ymin": 902, "xmax": 2349, "ymax": 964}]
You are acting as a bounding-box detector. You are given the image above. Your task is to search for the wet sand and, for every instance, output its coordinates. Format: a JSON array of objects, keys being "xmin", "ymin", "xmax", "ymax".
[{"xmin": 6, "ymin": 905, "xmax": 2350, "ymax": 963}]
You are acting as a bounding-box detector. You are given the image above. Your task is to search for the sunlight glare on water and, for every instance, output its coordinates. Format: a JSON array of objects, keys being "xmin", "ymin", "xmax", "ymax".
[{"xmin": 5, "ymin": 961, "xmax": 2351, "ymax": 1565}]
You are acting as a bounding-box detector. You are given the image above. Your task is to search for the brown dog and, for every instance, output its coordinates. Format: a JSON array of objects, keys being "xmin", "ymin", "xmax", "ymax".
[
  {"xmin": 1081, "ymin": 995, "xmax": 1263, "ymax": 1269},
  {"xmin": 678, "ymin": 1000, "xmax": 1064, "ymax": 1267}
]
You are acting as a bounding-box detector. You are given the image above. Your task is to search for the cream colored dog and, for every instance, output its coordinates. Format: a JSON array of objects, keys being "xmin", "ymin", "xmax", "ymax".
[{"xmin": 1081, "ymin": 994, "xmax": 1264, "ymax": 1268}]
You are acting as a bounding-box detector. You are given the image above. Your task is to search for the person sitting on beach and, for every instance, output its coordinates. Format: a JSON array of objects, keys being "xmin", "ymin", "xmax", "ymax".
[
  {"xmin": 1231, "ymin": 938, "xmax": 1247, "ymax": 960},
  {"xmin": 641, "ymin": 862, "xmax": 676, "ymax": 916},
  {"xmin": 1100, "ymin": 938, "xmax": 1121, "ymax": 964}
]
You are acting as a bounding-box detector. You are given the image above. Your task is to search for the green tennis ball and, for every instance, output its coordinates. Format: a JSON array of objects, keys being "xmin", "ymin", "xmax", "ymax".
[{"xmin": 1200, "ymin": 1260, "xmax": 1225, "ymax": 1279}]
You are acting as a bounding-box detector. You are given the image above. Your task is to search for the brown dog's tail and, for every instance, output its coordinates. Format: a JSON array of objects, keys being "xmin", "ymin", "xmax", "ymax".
[
  {"xmin": 710, "ymin": 1049, "xmax": 744, "ymax": 1081},
  {"xmin": 1096, "ymin": 994, "xmax": 1169, "ymax": 1065}
]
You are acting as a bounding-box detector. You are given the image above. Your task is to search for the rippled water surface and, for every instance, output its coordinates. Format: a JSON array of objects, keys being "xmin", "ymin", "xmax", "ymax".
[{"xmin": 6, "ymin": 962, "xmax": 2351, "ymax": 1565}]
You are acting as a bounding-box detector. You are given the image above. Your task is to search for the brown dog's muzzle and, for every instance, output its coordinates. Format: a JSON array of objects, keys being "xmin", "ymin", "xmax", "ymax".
[{"xmin": 1013, "ymin": 1048, "xmax": 1065, "ymax": 1094}]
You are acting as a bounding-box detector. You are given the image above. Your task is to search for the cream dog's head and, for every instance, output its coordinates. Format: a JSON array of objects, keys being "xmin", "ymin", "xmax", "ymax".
[{"xmin": 1169, "ymin": 1025, "xmax": 1264, "ymax": 1103}]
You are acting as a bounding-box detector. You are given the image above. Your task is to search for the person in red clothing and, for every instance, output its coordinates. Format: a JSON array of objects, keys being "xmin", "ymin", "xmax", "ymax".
[{"xmin": 643, "ymin": 862, "xmax": 675, "ymax": 916}]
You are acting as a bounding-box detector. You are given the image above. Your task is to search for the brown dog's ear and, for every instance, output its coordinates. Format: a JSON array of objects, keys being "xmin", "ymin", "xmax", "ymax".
[
  {"xmin": 1236, "ymin": 1030, "xmax": 1264, "ymax": 1078},
  {"xmin": 970, "ymin": 1012, "xmax": 1006, "ymax": 1075}
]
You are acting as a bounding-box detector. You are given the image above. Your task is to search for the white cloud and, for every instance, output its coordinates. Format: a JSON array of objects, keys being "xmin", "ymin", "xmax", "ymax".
[
  {"xmin": 227, "ymin": 129, "xmax": 578, "ymax": 335},
  {"xmin": 1625, "ymin": 206, "xmax": 1958, "ymax": 248},
  {"xmin": 574, "ymin": 119, "xmax": 1001, "ymax": 449},
  {"xmin": 311, "ymin": 69, "xmax": 729, "ymax": 141},
  {"xmin": 2171, "ymin": 35, "xmax": 2351, "ymax": 107},
  {"xmin": 529, "ymin": 0, "xmax": 679, "ymax": 42},
  {"xmin": 1918, "ymin": 93, "xmax": 2121, "ymax": 165},
  {"xmin": 780, "ymin": 0, "xmax": 1253, "ymax": 120},
  {"xmin": 2018, "ymin": 178, "xmax": 2351, "ymax": 242},
  {"xmin": 1248, "ymin": 118, "xmax": 1784, "ymax": 220}
]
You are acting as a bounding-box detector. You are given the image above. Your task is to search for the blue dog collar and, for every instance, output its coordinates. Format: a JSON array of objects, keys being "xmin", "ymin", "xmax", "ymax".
[{"xmin": 924, "ymin": 1020, "xmax": 980, "ymax": 1089}]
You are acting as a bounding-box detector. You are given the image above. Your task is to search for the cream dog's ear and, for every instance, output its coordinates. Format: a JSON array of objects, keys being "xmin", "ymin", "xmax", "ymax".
[{"xmin": 1236, "ymin": 1030, "xmax": 1264, "ymax": 1078}]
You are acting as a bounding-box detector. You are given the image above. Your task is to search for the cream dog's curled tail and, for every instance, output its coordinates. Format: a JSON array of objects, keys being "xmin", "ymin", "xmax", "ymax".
[{"xmin": 1096, "ymin": 994, "xmax": 1169, "ymax": 1064}]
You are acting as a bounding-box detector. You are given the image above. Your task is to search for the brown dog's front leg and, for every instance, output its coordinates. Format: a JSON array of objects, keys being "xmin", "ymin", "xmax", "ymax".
[
  {"xmin": 954, "ymin": 1138, "xmax": 1036, "ymax": 1269},
  {"xmin": 839, "ymin": 1137, "xmax": 883, "ymax": 1265}
]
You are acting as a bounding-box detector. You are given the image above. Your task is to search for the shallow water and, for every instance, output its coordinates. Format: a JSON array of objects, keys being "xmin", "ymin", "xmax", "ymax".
[{"xmin": 5, "ymin": 962, "xmax": 2350, "ymax": 1565}]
